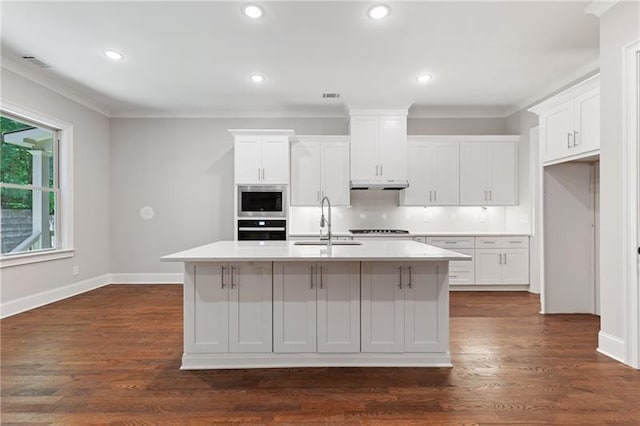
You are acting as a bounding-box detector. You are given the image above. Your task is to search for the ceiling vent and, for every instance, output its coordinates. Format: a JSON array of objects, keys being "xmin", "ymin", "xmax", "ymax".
[
  {"xmin": 322, "ymin": 93, "xmax": 340, "ymax": 99},
  {"xmin": 21, "ymin": 55, "xmax": 51, "ymax": 68}
]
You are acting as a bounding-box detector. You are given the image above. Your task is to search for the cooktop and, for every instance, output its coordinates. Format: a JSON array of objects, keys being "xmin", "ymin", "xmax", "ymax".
[{"xmin": 349, "ymin": 229, "xmax": 410, "ymax": 234}]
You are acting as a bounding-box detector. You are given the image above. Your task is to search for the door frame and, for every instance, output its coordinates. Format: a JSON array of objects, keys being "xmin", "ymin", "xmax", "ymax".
[{"xmin": 622, "ymin": 39, "xmax": 640, "ymax": 369}]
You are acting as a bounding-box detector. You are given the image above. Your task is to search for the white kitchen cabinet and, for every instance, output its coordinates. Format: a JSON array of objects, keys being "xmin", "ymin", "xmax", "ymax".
[
  {"xmin": 273, "ymin": 261, "xmax": 360, "ymax": 353},
  {"xmin": 290, "ymin": 137, "xmax": 350, "ymax": 206},
  {"xmin": 349, "ymin": 110, "xmax": 407, "ymax": 181},
  {"xmin": 361, "ymin": 261, "xmax": 447, "ymax": 353},
  {"xmin": 460, "ymin": 141, "xmax": 518, "ymax": 205},
  {"xmin": 185, "ymin": 262, "xmax": 272, "ymax": 354},
  {"xmin": 230, "ymin": 130, "xmax": 293, "ymax": 185},
  {"xmin": 530, "ymin": 75, "xmax": 600, "ymax": 164},
  {"xmin": 475, "ymin": 237, "xmax": 529, "ymax": 285},
  {"xmin": 425, "ymin": 237, "xmax": 475, "ymax": 286},
  {"xmin": 401, "ymin": 141, "xmax": 459, "ymax": 206}
]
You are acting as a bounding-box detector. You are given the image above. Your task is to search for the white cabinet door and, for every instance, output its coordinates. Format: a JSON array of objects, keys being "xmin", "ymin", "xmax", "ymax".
[
  {"xmin": 350, "ymin": 116, "xmax": 379, "ymax": 180},
  {"xmin": 378, "ymin": 115, "xmax": 407, "ymax": 180},
  {"xmin": 542, "ymin": 102, "xmax": 573, "ymax": 162},
  {"xmin": 475, "ymin": 249, "xmax": 503, "ymax": 284},
  {"xmin": 401, "ymin": 143, "xmax": 432, "ymax": 205},
  {"xmin": 404, "ymin": 263, "xmax": 447, "ymax": 352},
  {"xmin": 501, "ymin": 249, "xmax": 529, "ymax": 285},
  {"xmin": 431, "ymin": 143, "xmax": 460, "ymax": 205},
  {"xmin": 187, "ymin": 263, "xmax": 229, "ymax": 353},
  {"xmin": 234, "ymin": 136, "xmax": 263, "ymax": 184},
  {"xmin": 361, "ymin": 262, "xmax": 405, "ymax": 353},
  {"xmin": 321, "ymin": 142, "xmax": 350, "ymax": 206},
  {"xmin": 448, "ymin": 248, "xmax": 475, "ymax": 286},
  {"xmin": 273, "ymin": 262, "xmax": 317, "ymax": 353},
  {"xmin": 261, "ymin": 136, "xmax": 289, "ymax": 184},
  {"xmin": 487, "ymin": 142, "xmax": 517, "ymax": 205},
  {"xmin": 228, "ymin": 262, "xmax": 272, "ymax": 353},
  {"xmin": 317, "ymin": 262, "xmax": 360, "ymax": 353},
  {"xmin": 291, "ymin": 142, "xmax": 321, "ymax": 206},
  {"xmin": 460, "ymin": 143, "xmax": 489, "ymax": 205},
  {"xmin": 573, "ymin": 89, "xmax": 600, "ymax": 154}
]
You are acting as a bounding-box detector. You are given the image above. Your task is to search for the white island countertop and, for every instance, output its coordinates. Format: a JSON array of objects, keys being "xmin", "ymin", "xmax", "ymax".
[{"xmin": 162, "ymin": 240, "xmax": 472, "ymax": 262}]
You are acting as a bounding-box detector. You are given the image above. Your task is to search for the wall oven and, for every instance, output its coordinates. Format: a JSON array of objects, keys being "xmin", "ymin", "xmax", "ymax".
[
  {"xmin": 237, "ymin": 219, "xmax": 287, "ymax": 241},
  {"xmin": 237, "ymin": 185, "xmax": 286, "ymax": 218}
]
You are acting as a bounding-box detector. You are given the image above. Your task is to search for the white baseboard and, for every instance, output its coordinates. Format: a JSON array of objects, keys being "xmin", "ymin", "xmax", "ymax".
[
  {"xmin": 0, "ymin": 273, "xmax": 110, "ymax": 319},
  {"xmin": 597, "ymin": 331, "xmax": 626, "ymax": 363},
  {"xmin": 108, "ymin": 273, "xmax": 183, "ymax": 284},
  {"xmin": 450, "ymin": 284, "xmax": 530, "ymax": 291}
]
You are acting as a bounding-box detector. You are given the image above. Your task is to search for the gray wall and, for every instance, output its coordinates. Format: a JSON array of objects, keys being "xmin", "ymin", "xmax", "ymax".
[
  {"xmin": 599, "ymin": 1, "xmax": 639, "ymax": 344},
  {"xmin": 0, "ymin": 69, "xmax": 111, "ymax": 303}
]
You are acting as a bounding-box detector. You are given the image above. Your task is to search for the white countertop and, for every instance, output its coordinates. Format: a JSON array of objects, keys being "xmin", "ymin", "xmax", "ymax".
[
  {"xmin": 289, "ymin": 232, "xmax": 531, "ymax": 238},
  {"xmin": 162, "ymin": 240, "xmax": 472, "ymax": 262}
]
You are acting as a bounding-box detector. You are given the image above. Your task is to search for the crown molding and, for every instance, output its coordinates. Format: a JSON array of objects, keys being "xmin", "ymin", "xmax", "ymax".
[
  {"xmin": 585, "ymin": 0, "xmax": 621, "ymax": 17},
  {"xmin": 503, "ymin": 59, "xmax": 600, "ymax": 117},
  {"xmin": 109, "ymin": 108, "xmax": 349, "ymax": 119},
  {"xmin": 408, "ymin": 105, "xmax": 510, "ymax": 119}
]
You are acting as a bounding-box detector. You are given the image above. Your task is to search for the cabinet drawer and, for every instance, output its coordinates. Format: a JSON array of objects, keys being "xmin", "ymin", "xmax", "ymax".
[
  {"xmin": 502, "ymin": 236, "xmax": 529, "ymax": 248},
  {"xmin": 448, "ymin": 269, "xmax": 475, "ymax": 286},
  {"xmin": 426, "ymin": 236, "xmax": 474, "ymax": 249},
  {"xmin": 475, "ymin": 237, "xmax": 502, "ymax": 247}
]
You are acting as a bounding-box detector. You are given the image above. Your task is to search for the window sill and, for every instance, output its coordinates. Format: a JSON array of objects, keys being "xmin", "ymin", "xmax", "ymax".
[{"xmin": 0, "ymin": 249, "xmax": 74, "ymax": 268}]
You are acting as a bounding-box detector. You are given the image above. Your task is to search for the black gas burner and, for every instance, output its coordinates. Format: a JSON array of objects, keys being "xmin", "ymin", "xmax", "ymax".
[{"xmin": 349, "ymin": 229, "xmax": 410, "ymax": 235}]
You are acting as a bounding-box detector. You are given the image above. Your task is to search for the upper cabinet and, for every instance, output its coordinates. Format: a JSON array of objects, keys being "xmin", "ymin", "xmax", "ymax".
[
  {"xmin": 349, "ymin": 110, "xmax": 408, "ymax": 182},
  {"xmin": 460, "ymin": 138, "xmax": 518, "ymax": 206},
  {"xmin": 529, "ymin": 75, "xmax": 600, "ymax": 165},
  {"xmin": 290, "ymin": 136, "xmax": 350, "ymax": 206},
  {"xmin": 401, "ymin": 139, "xmax": 459, "ymax": 206},
  {"xmin": 230, "ymin": 129, "xmax": 294, "ymax": 185}
]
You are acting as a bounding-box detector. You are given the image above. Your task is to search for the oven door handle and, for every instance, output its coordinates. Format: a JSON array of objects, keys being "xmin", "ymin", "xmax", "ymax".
[{"xmin": 238, "ymin": 227, "xmax": 286, "ymax": 231}]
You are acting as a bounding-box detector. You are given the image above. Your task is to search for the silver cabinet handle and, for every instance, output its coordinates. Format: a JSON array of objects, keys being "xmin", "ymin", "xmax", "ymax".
[
  {"xmin": 317, "ymin": 190, "xmax": 320, "ymax": 201},
  {"xmin": 258, "ymin": 167, "xmax": 261, "ymax": 181},
  {"xmin": 504, "ymin": 253, "xmax": 507, "ymax": 264},
  {"xmin": 262, "ymin": 168, "xmax": 265, "ymax": 181},
  {"xmin": 221, "ymin": 266, "xmax": 226, "ymax": 289},
  {"xmin": 567, "ymin": 132, "xmax": 572, "ymax": 149},
  {"xmin": 407, "ymin": 266, "xmax": 412, "ymax": 289},
  {"xmin": 398, "ymin": 266, "xmax": 403, "ymax": 289},
  {"xmin": 380, "ymin": 164, "xmax": 383, "ymax": 176},
  {"xmin": 320, "ymin": 266, "xmax": 324, "ymax": 290},
  {"xmin": 429, "ymin": 190, "xmax": 432, "ymax": 202},
  {"xmin": 499, "ymin": 253, "xmax": 502, "ymax": 264},
  {"xmin": 489, "ymin": 190, "xmax": 492, "ymax": 201},
  {"xmin": 230, "ymin": 266, "xmax": 236, "ymax": 289},
  {"xmin": 375, "ymin": 164, "xmax": 379, "ymax": 176},
  {"xmin": 484, "ymin": 190, "xmax": 488, "ymax": 201},
  {"xmin": 573, "ymin": 130, "xmax": 579, "ymax": 147},
  {"xmin": 310, "ymin": 265, "xmax": 314, "ymax": 289},
  {"xmin": 434, "ymin": 190, "xmax": 437, "ymax": 202}
]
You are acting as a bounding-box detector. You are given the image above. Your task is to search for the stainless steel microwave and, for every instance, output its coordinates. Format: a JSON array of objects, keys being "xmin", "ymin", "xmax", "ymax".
[{"xmin": 237, "ymin": 185, "xmax": 287, "ymax": 218}]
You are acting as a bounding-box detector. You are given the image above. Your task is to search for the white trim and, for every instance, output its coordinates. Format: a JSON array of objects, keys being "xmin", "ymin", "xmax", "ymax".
[
  {"xmin": 622, "ymin": 39, "xmax": 640, "ymax": 369},
  {"xmin": 597, "ymin": 331, "xmax": 626, "ymax": 363},
  {"xmin": 108, "ymin": 273, "xmax": 183, "ymax": 284},
  {"xmin": 111, "ymin": 108, "xmax": 348, "ymax": 119},
  {"xmin": 449, "ymin": 285, "xmax": 529, "ymax": 292},
  {"xmin": 0, "ymin": 273, "xmax": 109, "ymax": 319},
  {"xmin": 1, "ymin": 58, "xmax": 110, "ymax": 117},
  {"xmin": 528, "ymin": 74, "xmax": 600, "ymax": 115},
  {"xmin": 181, "ymin": 352, "xmax": 452, "ymax": 370},
  {"xmin": 584, "ymin": 0, "xmax": 621, "ymax": 17},
  {"xmin": 348, "ymin": 108, "xmax": 409, "ymax": 116},
  {"xmin": 227, "ymin": 129, "xmax": 295, "ymax": 137},
  {"xmin": 542, "ymin": 149, "xmax": 600, "ymax": 166},
  {"xmin": 0, "ymin": 248, "xmax": 74, "ymax": 268},
  {"xmin": 294, "ymin": 135, "xmax": 349, "ymax": 143},
  {"xmin": 408, "ymin": 106, "xmax": 509, "ymax": 119},
  {"xmin": 408, "ymin": 135, "xmax": 520, "ymax": 143}
]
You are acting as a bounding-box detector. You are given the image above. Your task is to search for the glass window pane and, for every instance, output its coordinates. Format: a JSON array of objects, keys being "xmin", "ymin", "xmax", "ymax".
[
  {"xmin": 1, "ymin": 187, "xmax": 56, "ymax": 254},
  {"xmin": 1, "ymin": 115, "xmax": 55, "ymax": 188}
]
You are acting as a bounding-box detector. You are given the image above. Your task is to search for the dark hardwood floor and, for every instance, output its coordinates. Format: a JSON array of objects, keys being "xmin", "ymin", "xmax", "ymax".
[{"xmin": 2, "ymin": 285, "xmax": 639, "ymax": 424}]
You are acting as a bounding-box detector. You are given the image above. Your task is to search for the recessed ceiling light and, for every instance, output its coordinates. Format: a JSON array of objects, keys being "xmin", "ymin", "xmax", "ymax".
[
  {"xmin": 244, "ymin": 4, "xmax": 264, "ymax": 19},
  {"xmin": 368, "ymin": 4, "xmax": 390, "ymax": 20},
  {"xmin": 104, "ymin": 49, "xmax": 124, "ymax": 61},
  {"xmin": 417, "ymin": 74, "xmax": 432, "ymax": 84},
  {"xmin": 250, "ymin": 74, "xmax": 265, "ymax": 83}
]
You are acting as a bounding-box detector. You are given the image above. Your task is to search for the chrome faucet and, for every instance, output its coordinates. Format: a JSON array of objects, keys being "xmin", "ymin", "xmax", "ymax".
[{"xmin": 320, "ymin": 195, "xmax": 332, "ymax": 246}]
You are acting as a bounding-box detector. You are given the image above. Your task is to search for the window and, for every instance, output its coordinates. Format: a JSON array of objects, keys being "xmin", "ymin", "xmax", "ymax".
[{"xmin": 0, "ymin": 105, "xmax": 73, "ymax": 267}]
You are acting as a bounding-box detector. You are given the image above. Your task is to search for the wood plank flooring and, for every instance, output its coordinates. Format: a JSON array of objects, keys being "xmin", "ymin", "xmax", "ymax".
[{"xmin": 2, "ymin": 286, "xmax": 639, "ymax": 424}]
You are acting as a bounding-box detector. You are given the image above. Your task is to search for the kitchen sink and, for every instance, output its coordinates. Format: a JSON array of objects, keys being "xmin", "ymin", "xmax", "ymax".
[{"xmin": 294, "ymin": 241, "xmax": 362, "ymax": 246}]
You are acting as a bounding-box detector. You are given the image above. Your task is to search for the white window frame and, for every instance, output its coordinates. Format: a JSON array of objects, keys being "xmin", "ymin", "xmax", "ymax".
[{"xmin": 0, "ymin": 101, "xmax": 74, "ymax": 268}]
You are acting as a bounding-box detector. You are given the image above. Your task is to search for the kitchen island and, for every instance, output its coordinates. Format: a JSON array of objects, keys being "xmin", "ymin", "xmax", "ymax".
[{"xmin": 162, "ymin": 240, "xmax": 470, "ymax": 369}]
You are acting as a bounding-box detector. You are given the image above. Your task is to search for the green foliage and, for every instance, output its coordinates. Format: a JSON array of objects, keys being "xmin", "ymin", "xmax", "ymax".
[{"xmin": 1, "ymin": 116, "xmax": 35, "ymax": 210}]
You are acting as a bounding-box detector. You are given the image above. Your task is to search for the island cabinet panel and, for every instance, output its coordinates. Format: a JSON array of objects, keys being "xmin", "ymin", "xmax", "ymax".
[
  {"xmin": 361, "ymin": 263, "xmax": 405, "ymax": 353},
  {"xmin": 228, "ymin": 262, "xmax": 273, "ymax": 353},
  {"xmin": 273, "ymin": 262, "xmax": 317, "ymax": 353},
  {"xmin": 317, "ymin": 262, "xmax": 360, "ymax": 353},
  {"xmin": 185, "ymin": 262, "xmax": 272, "ymax": 355},
  {"xmin": 273, "ymin": 261, "xmax": 361, "ymax": 354},
  {"xmin": 362, "ymin": 261, "xmax": 448, "ymax": 353}
]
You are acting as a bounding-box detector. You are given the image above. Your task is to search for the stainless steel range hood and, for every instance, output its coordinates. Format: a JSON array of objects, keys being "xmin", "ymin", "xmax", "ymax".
[{"xmin": 350, "ymin": 179, "xmax": 409, "ymax": 190}]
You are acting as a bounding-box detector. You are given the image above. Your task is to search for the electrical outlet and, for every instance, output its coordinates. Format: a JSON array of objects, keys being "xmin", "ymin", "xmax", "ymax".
[
  {"xmin": 72, "ymin": 265, "xmax": 79, "ymax": 276},
  {"xmin": 478, "ymin": 207, "xmax": 488, "ymax": 223}
]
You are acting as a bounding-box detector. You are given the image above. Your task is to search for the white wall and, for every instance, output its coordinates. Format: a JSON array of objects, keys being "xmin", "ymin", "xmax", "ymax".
[
  {"xmin": 599, "ymin": 1, "xmax": 640, "ymax": 353},
  {"xmin": 0, "ymin": 69, "xmax": 111, "ymax": 304}
]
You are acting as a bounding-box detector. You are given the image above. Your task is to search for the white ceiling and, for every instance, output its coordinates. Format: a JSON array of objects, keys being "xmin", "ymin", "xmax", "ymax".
[{"xmin": 0, "ymin": 1, "xmax": 599, "ymax": 118}]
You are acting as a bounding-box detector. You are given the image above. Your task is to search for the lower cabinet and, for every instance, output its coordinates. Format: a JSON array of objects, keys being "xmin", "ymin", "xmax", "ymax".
[
  {"xmin": 273, "ymin": 261, "xmax": 360, "ymax": 353},
  {"xmin": 360, "ymin": 262, "xmax": 448, "ymax": 353},
  {"xmin": 475, "ymin": 248, "xmax": 529, "ymax": 285},
  {"xmin": 185, "ymin": 262, "xmax": 272, "ymax": 353}
]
